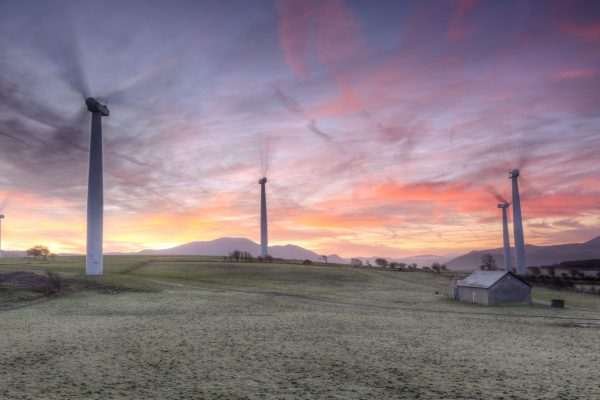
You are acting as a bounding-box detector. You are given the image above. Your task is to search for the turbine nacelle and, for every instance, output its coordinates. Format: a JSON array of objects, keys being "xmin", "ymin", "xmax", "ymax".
[
  {"xmin": 86, "ymin": 97, "xmax": 110, "ymax": 116},
  {"xmin": 497, "ymin": 202, "xmax": 509, "ymax": 209},
  {"xmin": 258, "ymin": 177, "xmax": 267, "ymax": 185},
  {"xmin": 508, "ymin": 169, "xmax": 520, "ymax": 179}
]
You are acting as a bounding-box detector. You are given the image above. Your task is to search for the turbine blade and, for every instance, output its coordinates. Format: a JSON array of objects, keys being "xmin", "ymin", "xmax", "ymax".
[
  {"xmin": 23, "ymin": 5, "xmax": 90, "ymax": 99},
  {"xmin": 259, "ymin": 133, "xmax": 271, "ymax": 178},
  {"xmin": 44, "ymin": 107, "xmax": 89, "ymax": 155},
  {"xmin": 270, "ymin": 182, "xmax": 302, "ymax": 209},
  {"xmin": 0, "ymin": 130, "xmax": 29, "ymax": 147},
  {"xmin": 101, "ymin": 58, "xmax": 178, "ymax": 104},
  {"xmin": 485, "ymin": 185, "xmax": 508, "ymax": 204},
  {"xmin": 0, "ymin": 198, "xmax": 8, "ymax": 213}
]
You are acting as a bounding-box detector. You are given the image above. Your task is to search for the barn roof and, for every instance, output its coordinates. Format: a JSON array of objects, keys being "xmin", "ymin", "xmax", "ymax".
[{"xmin": 457, "ymin": 271, "xmax": 531, "ymax": 289}]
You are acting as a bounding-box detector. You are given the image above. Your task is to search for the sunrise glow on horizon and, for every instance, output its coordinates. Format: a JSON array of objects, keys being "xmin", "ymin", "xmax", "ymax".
[{"xmin": 0, "ymin": 0, "xmax": 599, "ymax": 258}]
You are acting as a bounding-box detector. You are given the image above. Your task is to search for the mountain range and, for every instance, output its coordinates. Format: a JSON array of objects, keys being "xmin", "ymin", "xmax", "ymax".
[
  {"xmin": 6, "ymin": 235, "xmax": 599, "ymax": 270},
  {"xmin": 136, "ymin": 237, "xmax": 348, "ymax": 264},
  {"xmin": 134, "ymin": 238, "xmax": 458, "ymax": 266},
  {"xmin": 136, "ymin": 235, "xmax": 600, "ymax": 270},
  {"xmin": 446, "ymin": 236, "xmax": 600, "ymax": 270}
]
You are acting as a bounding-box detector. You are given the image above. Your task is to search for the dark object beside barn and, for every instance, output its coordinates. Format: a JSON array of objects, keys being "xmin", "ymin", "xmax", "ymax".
[
  {"xmin": 551, "ymin": 299, "xmax": 565, "ymax": 308},
  {"xmin": 455, "ymin": 271, "xmax": 531, "ymax": 305}
]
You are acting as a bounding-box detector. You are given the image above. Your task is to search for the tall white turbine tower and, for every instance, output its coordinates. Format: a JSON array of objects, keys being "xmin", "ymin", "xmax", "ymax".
[
  {"xmin": 85, "ymin": 97, "xmax": 109, "ymax": 275},
  {"xmin": 258, "ymin": 177, "xmax": 268, "ymax": 258},
  {"xmin": 497, "ymin": 202, "xmax": 512, "ymax": 272},
  {"xmin": 509, "ymin": 169, "xmax": 527, "ymax": 275},
  {"xmin": 0, "ymin": 214, "xmax": 4, "ymax": 257}
]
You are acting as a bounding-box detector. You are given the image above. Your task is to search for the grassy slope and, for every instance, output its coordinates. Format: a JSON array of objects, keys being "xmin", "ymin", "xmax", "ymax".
[{"xmin": 1, "ymin": 256, "xmax": 599, "ymax": 399}]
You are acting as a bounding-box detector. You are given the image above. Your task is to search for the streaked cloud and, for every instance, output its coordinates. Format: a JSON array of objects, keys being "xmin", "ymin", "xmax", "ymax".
[{"xmin": 0, "ymin": 0, "xmax": 598, "ymax": 257}]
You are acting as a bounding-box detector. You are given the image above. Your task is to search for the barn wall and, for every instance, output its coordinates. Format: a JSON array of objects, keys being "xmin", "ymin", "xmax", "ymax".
[
  {"xmin": 488, "ymin": 276, "xmax": 531, "ymax": 305},
  {"xmin": 457, "ymin": 287, "xmax": 489, "ymax": 305}
]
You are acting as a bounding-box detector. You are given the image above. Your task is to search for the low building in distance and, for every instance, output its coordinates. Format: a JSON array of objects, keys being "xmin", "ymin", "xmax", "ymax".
[{"xmin": 454, "ymin": 271, "xmax": 531, "ymax": 306}]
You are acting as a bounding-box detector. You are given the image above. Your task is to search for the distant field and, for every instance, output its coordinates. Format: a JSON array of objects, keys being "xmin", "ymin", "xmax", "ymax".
[{"xmin": 1, "ymin": 256, "xmax": 599, "ymax": 399}]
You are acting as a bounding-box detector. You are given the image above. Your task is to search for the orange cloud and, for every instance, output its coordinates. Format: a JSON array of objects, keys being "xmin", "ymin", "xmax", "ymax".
[{"xmin": 312, "ymin": 82, "xmax": 362, "ymax": 118}]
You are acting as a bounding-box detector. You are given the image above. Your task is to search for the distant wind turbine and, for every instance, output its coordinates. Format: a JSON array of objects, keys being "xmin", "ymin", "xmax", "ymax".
[
  {"xmin": 258, "ymin": 177, "xmax": 268, "ymax": 258},
  {"xmin": 0, "ymin": 213, "xmax": 4, "ymax": 257},
  {"xmin": 496, "ymin": 202, "xmax": 512, "ymax": 272},
  {"xmin": 509, "ymin": 169, "xmax": 527, "ymax": 275}
]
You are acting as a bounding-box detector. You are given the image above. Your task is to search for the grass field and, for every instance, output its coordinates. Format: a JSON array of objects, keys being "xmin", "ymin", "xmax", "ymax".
[{"xmin": 1, "ymin": 256, "xmax": 599, "ymax": 399}]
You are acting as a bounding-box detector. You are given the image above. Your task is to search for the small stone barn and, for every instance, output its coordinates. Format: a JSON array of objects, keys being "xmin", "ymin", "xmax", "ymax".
[{"xmin": 455, "ymin": 271, "xmax": 531, "ymax": 305}]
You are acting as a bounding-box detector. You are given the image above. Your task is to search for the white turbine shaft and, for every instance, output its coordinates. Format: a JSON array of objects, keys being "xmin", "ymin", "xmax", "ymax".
[
  {"xmin": 86, "ymin": 112, "xmax": 103, "ymax": 275},
  {"xmin": 498, "ymin": 203, "xmax": 512, "ymax": 272},
  {"xmin": 85, "ymin": 97, "xmax": 109, "ymax": 276},
  {"xmin": 0, "ymin": 214, "xmax": 4, "ymax": 257},
  {"xmin": 259, "ymin": 177, "xmax": 268, "ymax": 258},
  {"xmin": 509, "ymin": 169, "xmax": 527, "ymax": 275}
]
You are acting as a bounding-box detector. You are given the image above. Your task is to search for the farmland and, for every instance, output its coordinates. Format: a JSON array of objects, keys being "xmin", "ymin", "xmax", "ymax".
[{"xmin": 1, "ymin": 256, "xmax": 599, "ymax": 399}]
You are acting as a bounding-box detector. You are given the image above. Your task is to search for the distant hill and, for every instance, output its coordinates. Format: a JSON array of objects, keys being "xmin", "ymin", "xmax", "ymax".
[
  {"xmin": 0, "ymin": 250, "xmax": 27, "ymax": 257},
  {"xmin": 139, "ymin": 237, "xmax": 257, "ymax": 256},
  {"xmin": 446, "ymin": 236, "xmax": 600, "ymax": 270},
  {"xmin": 137, "ymin": 237, "xmax": 349, "ymax": 263}
]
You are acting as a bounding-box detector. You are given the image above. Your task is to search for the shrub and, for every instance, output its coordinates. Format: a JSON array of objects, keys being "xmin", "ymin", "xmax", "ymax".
[
  {"xmin": 9, "ymin": 271, "xmax": 72, "ymax": 296},
  {"xmin": 528, "ymin": 266, "xmax": 541, "ymax": 276},
  {"xmin": 375, "ymin": 258, "xmax": 388, "ymax": 267},
  {"xmin": 350, "ymin": 258, "xmax": 363, "ymax": 267},
  {"xmin": 43, "ymin": 271, "xmax": 69, "ymax": 296}
]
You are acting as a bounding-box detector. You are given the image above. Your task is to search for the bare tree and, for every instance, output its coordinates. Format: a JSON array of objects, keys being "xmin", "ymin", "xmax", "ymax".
[
  {"xmin": 375, "ymin": 258, "xmax": 388, "ymax": 267},
  {"xmin": 26, "ymin": 247, "xmax": 42, "ymax": 259},
  {"xmin": 27, "ymin": 245, "xmax": 50, "ymax": 261},
  {"xmin": 350, "ymin": 258, "xmax": 363, "ymax": 267},
  {"xmin": 229, "ymin": 250, "xmax": 242, "ymax": 262},
  {"xmin": 480, "ymin": 254, "xmax": 498, "ymax": 271}
]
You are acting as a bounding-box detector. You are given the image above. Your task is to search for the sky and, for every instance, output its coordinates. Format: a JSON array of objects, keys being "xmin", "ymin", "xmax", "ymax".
[{"xmin": 0, "ymin": 0, "xmax": 599, "ymax": 258}]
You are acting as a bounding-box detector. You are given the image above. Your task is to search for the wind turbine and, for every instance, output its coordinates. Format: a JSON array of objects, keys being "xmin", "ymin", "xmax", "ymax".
[
  {"xmin": 0, "ymin": 214, "xmax": 4, "ymax": 257},
  {"xmin": 85, "ymin": 98, "xmax": 109, "ymax": 275},
  {"xmin": 496, "ymin": 202, "xmax": 512, "ymax": 272},
  {"xmin": 509, "ymin": 169, "xmax": 527, "ymax": 275},
  {"xmin": 258, "ymin": 177, "xmax": 268, "ymax": 258},
  {"xmin": 0, "ymin": 6, "xmax": 178, "ymax": 274}
]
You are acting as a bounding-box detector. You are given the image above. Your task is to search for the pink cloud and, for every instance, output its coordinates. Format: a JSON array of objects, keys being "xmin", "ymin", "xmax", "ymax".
[
  {"xmin": 314, "ymin": 0, "xmax": 364, "ymax": 69},
  {"xmin": 561, "ymin": 20, "xmax": 600, "ymax": 41},
  {"xmin": 554, "ymin": 68, "xmax": 596, "ymax": 79},
  {"xmin": 276, "ymin": 0, "xmax": 315, "ymax": 78},
  {"xmin": 277, "ymin": 0, "xmax": 364, "ymax": 77},
  {"xmin": 312, "ymin": 81, "xmax": 363, "ymax": 117},
  {"xmin": 447, "ymin": 0, "xmax": 479, "ymax": 41},
  {"xmin": 277, "ymin": 0, "xmax": 367, "ymax": 117}
]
